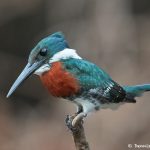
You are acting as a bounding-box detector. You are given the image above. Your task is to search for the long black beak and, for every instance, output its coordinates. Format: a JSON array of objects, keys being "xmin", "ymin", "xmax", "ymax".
[{"xmin": 7, "ymin": 60, "xmax": 44, "ymax": 98}]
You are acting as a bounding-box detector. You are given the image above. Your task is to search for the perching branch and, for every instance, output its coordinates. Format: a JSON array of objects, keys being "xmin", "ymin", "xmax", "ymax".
[{"xmin": 66, "ymin": 115, "xmax": 90, "ymax": 150}]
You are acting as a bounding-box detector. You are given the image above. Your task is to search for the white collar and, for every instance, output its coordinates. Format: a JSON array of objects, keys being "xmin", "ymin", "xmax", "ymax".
[
  {"xmin": 49, "ymin": 48, "xmax": 82, "ymax": 63},
  {"xmin": 34, "ymin": 48, "xmax": 82, "ymax": 76}
]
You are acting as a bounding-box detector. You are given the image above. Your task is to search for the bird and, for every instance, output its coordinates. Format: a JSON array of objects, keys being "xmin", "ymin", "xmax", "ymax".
[{"xmin": 7, "ymin": 32, "xmax": 150, "ymax": 126}]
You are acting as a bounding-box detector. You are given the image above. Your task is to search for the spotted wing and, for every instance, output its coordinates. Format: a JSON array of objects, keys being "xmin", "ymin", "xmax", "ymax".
[{"xmin": 62, "ymin": 58, "xmax": 126, "ymax": 103}]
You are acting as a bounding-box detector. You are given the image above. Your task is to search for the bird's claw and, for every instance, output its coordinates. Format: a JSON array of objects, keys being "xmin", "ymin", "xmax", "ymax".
[
  {"xmin": 72, "ymin": 112, "xmax": 87, "ymax": 127},
  {"xmin": 65, "ymin": 115, "xmax": 77, "ymax": 131},
  {"xmin": 65, "ymin": 113, "xmax": 87, "ymax": 131}
]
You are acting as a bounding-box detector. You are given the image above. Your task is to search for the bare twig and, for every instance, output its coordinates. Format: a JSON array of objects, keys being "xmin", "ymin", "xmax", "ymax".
[{"xmin": 66, "ymin": 115, "xmax": 90, "ymax": 150}]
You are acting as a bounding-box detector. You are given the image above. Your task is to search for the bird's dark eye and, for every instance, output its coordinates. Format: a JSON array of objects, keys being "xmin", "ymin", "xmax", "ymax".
[{"xmin": 39, "ymin": 48, "xmax": 47, "ymax": 56}]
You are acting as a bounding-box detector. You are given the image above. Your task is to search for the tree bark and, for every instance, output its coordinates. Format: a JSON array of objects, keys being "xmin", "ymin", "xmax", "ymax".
[{"xmin": 66, "ymin": 115, "xmax": 90, "ymax": 150}]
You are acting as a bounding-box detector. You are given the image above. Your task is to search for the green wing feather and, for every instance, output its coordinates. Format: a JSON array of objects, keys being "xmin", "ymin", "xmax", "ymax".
[
  {"xmin": 61, "ymin": 58, "xmax": 113, "ymax": 90},
  {"xmin": 61, "ymin": 58, "xmax": 127, "ymax": 103}
]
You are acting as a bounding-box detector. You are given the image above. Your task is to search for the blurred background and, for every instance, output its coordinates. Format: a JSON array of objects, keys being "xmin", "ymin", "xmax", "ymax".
[{"xmin": 0, "ymin": 0, "xmax": 150, "ymax": 150}]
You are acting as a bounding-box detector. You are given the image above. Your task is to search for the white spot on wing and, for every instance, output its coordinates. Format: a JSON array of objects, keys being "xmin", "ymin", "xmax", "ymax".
[
  {"xmin": 89, "ymin": 88, "xmax": 99, "ymax": 94},
  {"xmin": 103, "ymin": 84, "xmax": 113, "ymax": 95}
]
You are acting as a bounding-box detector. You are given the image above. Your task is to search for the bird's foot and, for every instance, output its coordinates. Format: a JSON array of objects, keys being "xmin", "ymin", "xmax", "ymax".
[
  {"xmin": 65, "ymin": 115, "xmax": 77, "ymax": 131},
  {"xmin": 65, "ymin": 113, "xmax": 87, "ymax": 131},
  {"xmin": 72, "ymin": 112, "xmax": 87, "ymax": 127}
]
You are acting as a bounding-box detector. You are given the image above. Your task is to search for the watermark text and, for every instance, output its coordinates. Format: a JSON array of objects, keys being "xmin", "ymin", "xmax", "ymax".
[{"xmin": 128, "ymin": 144, "xmax": 150, "ymax": 149}]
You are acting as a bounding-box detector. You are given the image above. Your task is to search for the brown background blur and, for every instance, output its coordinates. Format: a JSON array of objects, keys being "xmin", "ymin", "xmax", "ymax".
[{"xmin": 0, "ymin": 0, "xmax": 150, "ymax": 150}]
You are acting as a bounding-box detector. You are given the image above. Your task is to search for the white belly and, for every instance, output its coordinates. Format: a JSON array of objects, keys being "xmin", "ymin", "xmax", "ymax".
[{"xmin": 74, "ymin": 98, "xmax": 99, "ymax": 113}]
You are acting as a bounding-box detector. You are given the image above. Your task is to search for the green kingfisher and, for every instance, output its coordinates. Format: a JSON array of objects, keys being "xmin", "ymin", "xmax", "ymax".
[{"xmin": 7, "ymin": 32, "xmax": 150, "ymax": 126}]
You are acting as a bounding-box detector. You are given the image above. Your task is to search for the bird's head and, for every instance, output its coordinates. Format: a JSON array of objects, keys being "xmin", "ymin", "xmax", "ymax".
[
  {"xmin": 7, "ymin": 32, "xmax": 70, "ymax": 98},
  {"xmin": 29, "ymin": 32, "xmax": 69, "ymax": 64}
]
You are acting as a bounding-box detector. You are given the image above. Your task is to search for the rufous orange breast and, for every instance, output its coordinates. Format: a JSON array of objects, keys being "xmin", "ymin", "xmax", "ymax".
[{"xmin": 40, "ymin": 62, "xmax": 80, "ymax": 97}]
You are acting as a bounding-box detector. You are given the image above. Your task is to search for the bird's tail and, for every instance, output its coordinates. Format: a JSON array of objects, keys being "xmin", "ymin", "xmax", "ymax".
[{"xmin": 123, "ymin": 84, "xmax": 150, "ymax": 102}]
